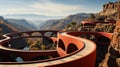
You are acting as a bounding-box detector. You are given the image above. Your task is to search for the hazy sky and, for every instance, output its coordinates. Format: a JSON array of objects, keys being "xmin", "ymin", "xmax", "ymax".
[{"xmin": 0, "ymin": 0, "xmax": 118, "ymax": 16}]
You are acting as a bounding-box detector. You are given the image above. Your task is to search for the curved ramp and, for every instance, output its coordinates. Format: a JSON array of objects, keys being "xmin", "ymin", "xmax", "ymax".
[
  {"xmin": 0, "ymin": 31, "xmax": 113, "ymax": 67},
  {"xmin": 0, "ymin": 39, "xmax": 96, "ymax": 67},
  {"xmin": 0, "ymin": 31, "xmax": 96, "ymax": 67}
]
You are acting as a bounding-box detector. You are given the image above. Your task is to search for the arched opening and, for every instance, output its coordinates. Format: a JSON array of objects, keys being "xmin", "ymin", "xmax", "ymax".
[
  {"xmin": 67, "ymin": 43, "xmax": 78, "ymax": 54},
  {"xmin": 43, "ymin": 37, "xmax": 54, "ymax": 46},
  {"xmin": 54, "ymin": 41, "xmax": 57, "ymax": 47},
  {"xmin": 42, "ymin": 37, "xmax": 56, "ymax": 50},
  {"xmin": 31, "ymin": 32, "xmax": 42, "ymax": 36},
  {"xmin": 44, "ymin": 32, "xmax": 53, "ymax": 37},
  {"xmin": 21, "ymin": 33, "xmax": 30, "ymax": 37},
  {"xmin": 58, "ymin": 39, "xmax": 65, "ymax": 51}
]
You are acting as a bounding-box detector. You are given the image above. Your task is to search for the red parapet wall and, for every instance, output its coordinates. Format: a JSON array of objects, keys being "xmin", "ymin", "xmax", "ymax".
[
  {"xmin": 67, "ymin": 31, "xmax": 113, "ymax": 39},
  {"xmin": 54, "ymin": 32, "xmax": 96, "ymax": 67}
]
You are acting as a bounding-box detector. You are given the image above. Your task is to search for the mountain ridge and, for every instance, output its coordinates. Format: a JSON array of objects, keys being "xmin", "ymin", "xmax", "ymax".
[
  {"xmin": 2, "ymin": 14, "xmax": 65, "ymax": 21},
  {"xmin": 0, "ymin": 16, "xmax": 17, "ymax": 34},
  {"xmin": 39, "ymin": 13, "xmax": 90, "ymax": 30},
  {"xmin": 6, "ymin": 19, "xmax": 37, "ymax": 31}
]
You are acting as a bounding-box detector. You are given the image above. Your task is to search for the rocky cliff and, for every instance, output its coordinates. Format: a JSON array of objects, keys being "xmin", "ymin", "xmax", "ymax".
[
  {"xmin": 97, "ymin": 2, "xmax": 118, "ymax": 20},
  {"xmin": 98, "ymin": 2, "xmax": 120, "ymax": 67},
  {"xmin": 99, "ymin": 21, "xmax": 120, "ymax": 67}
]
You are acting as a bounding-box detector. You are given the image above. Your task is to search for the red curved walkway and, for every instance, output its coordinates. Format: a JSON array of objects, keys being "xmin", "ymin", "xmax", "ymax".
[{"xmin": 0, "ymin": 31, "xmax": 112, "ymax": 67}]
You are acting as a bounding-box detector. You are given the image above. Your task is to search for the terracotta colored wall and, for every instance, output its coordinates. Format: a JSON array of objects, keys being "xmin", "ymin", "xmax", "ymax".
[
  {"xmin": 55, "ymin": 32, "xmax": 96, "ymax": 67},
  {"xmin": 48, "ymin": 45, "xmax": 96, "ymax": 67}
]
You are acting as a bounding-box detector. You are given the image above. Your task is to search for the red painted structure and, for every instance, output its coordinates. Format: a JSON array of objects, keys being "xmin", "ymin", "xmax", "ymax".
[
  {"xmin": 0, "ymin": 30, "xmax": 112, "ymax": 67},
  {"xmin": 81, "ymin": 20, "xmax": 116, "ymax": 25}
]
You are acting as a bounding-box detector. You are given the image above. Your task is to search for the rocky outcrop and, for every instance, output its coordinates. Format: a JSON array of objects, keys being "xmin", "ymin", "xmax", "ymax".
[
  {"xmin": 97, "ymin": 2, "xmax": 118, "ymax": 21},
  {"xmin": 103, "ymin": 2, "xmax": 118, "ymax": 11},
  {"xmin": 97, "ymin": 2, "xmax": 120, "ymax": 64},
  {"xmin": 99, "ymin": 21, "xmax": 120, "ymax": 67}
]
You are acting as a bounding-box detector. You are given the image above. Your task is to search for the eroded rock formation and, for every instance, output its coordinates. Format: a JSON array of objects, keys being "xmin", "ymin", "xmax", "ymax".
[
  {"xmin": 99, "ymin": 25, "xmax": 120, "ymax": 67},
  {"xmin": 97, "ymin": 2, "xmax": 118, "ymax": 21}
]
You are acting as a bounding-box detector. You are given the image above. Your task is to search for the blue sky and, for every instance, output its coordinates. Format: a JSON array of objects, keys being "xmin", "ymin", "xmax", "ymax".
[{"xmin": 0, "ymin": 0, "xmax": 118, "ymax": 16}]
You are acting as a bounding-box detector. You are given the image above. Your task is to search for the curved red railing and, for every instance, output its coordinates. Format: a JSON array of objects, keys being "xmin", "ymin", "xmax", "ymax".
[
  {"xmin": 0, "ymin": 30, "xmax": 113, "ymax": 67},
  {"xmin": 0, "ymin": 30, "xmax": 59, "ymax": 62}
]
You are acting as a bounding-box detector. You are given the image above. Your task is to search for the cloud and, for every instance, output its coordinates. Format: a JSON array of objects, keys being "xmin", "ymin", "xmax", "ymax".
[
  {"xmin": 30, "ymin": 1, "xmax": 82, "ymax": 16},
  {"xmin": 0, "ymin": 0, "xmax": 84, "ymax": 16},
  {"xmin": 0, "ymin": 0, "xmax": 111, "ymax": 16}
]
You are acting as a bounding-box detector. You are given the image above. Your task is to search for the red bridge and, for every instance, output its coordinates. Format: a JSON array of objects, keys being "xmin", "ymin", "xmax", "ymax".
[{"xmin": 0, "ymin": 30, "xmax": 112, "ymax": 67}]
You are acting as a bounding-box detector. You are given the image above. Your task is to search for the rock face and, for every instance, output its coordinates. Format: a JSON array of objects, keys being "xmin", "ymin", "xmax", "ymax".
[
  {"xmin": 103, "ymin": 2, "xmax": 118, "ymax": 11},
  {"xmin": 98, "ymin": 2, "xmax": 120, "ymax": 65},
  {"xmin": 99, "ymin": 20, "xmax": 120, "ymax": 67},
  {"xmin": 97, "ymin": 2, "xmax": 118, "ymax": 20}
]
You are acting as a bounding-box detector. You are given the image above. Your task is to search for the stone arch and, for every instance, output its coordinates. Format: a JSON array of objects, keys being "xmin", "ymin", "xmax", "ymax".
[
  {"xmin": 67, "ymin": 43, "xmax": 78, "ymax": 54},
  {"xmin": 44, "ymin": 32, "xmax": 53, "ymax": 37},
  {"xmin": 58, "ymin": 39, "xmax": 65, "ymax": 51},
  {"xmin": 31, "ymin": 32, "xmax": 42, "ymax": 36},
  {"xmin": 21, "ymin": 33, "xmax": 30, "ymax": 37},
  {"xmin": 43, "ymin": 37, "xmax": 54, "ymax": 46}
]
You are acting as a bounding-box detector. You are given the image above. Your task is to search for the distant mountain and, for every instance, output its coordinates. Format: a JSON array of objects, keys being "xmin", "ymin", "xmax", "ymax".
[
  {"xmin": 6, "ymin": 21, "xmax": 31, "ymax": 32},
  {"xmin": 39, "ymin": 13, "xmax": 89, "ymax": 30},
  {"xmin": 2, "ymin": 14, "xmax": 65, "ymax": 21},
  {"xmin": 0, "ymin": 16, "xmax": 34, "ymax": 34},
  {"xmin": 6, "ymin": 19, "xmax": 37, "ymax": 31},
  {"xmin": 28, "ymin": 20, "xmax": 43, "ymax": 29},
  {"xmin": 39, "ymin": 20, "xmax": 60, "ymax": 30}
]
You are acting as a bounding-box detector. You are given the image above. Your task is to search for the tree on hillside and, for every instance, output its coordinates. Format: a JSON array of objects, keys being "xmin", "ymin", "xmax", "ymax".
[
  {"xmin": 65, "ymin": 23, "xmax": 72, "ymax": 31},
  {"xmin": 89, "ymin": 14, "xmax": 95, "ymax": 20},
  {"xmin": 71, "ymin": 22, "xmax": 77, "ymax": 31},
  {"xmin": 67, "ymin": 24, "xmax": 71, "ymax": 29},
  {"xmin": 65, "ymin": 22, "xmax": 77, "ymax": 31},
  {"xmin": 71, "ymin": 22, "xmax": 76, "ymax": 26}
]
